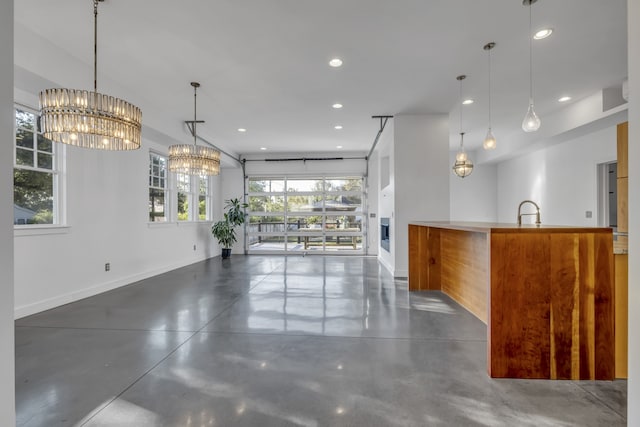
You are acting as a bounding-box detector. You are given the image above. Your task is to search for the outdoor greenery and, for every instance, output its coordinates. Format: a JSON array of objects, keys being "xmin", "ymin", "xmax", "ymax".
[
  {"xmin": 247, "ymin": 178, "xmax": 362, "ymax": 229},
  {"xmin": 14, "ymin": 109, "xmax": 56, "ymax": 225},
  {"xmin": 13, "ymin": 169, "xmax": 54, "ymax": 224}
]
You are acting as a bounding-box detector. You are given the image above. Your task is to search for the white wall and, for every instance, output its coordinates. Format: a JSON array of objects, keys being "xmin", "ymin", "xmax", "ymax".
[
  {"xmin": 496, "ymin": 126, "xmax": 617, "ymax": 226},
  {"xmin": 393, "ymin": 114, "xmax": 450, "ymax": 277},
  {"xmin": 627, "ymin": 0, "xmax": 639, "ymax": 424},
  {"xmin": 376, "ymin": 121, "xmax": 395, "ymax": 272},
  {"xmin": 0, "ymin": 1, "xmax": 15, "ymax": 423},
  {"xmin": 13, "ymin": 128, "xmax": 223, "ymax": 317},
  {"xmin": 366, "ymin": 151, "xmax": 379, "ymax": 257},
  {"xmin": 449, "ymin": 151, "xmax": 498, "ymax": 222}
]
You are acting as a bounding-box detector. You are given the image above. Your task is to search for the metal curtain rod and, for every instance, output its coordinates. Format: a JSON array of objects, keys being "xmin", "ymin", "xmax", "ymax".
[{"xmin": 243, "ymin": 156, "xmax": 366, "ymax": 162}]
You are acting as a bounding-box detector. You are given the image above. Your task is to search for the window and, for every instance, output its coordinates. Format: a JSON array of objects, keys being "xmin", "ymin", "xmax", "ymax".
[
  {"xmin": 149, "ymin": 153, "xmax": 212, "ymax": 223},
  {"xmin": 176, "ymin": 174, "xmax": 210, "ymax": 222},
  {"xmin": 177, "ymin": 173, "xmax": 193, "ymax": 221},
  {"xmin": 149, "ymin": 152, "xmax": 168, "ymax": 222},
  {"xmin": 14, "ymin": 107, "xmax": 61, "ymax": 225},
  {"xmin": 247, "ymin": 176, "xmax": 365, "ymax": 253},
  {"xmin": 199, "ymin": 175, "xmax": 211, "ymax": 221}
]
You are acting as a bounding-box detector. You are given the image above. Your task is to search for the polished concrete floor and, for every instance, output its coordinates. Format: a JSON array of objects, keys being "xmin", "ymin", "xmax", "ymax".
[{"xmin": 16, "ymin": 256, "xmax": 626, "ymax": 426}]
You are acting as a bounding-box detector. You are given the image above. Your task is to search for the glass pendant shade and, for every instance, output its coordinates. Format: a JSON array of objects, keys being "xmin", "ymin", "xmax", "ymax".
[
  {"xmin": 38, "ymin": 0, "xmax": 141, "ymax": 151},
  {"xmin": 522, "ymin": 102, "xmax": 541, "ymax": 132},
  {"xmin": 452, "ymin": 75, "xmax": 473, "ymax": 178},
  {"xmin": 483, "ymin": 42, "xmax": 497, "ymax": 150},
  {"xmin": 522, "ymin": 0, "xmax": 541, "ymax": 133},
  {"xmin": 453, "ymin": 158, "xmax": 474, "ymax": 178},
  {"xmin": 168, "ymin": 144, "xmax": 220, "ymax": 175},
  {"xmin": 453, "ymin": 133, "xmax": 473, "ymax": 178},
  {"xmin": 483, "ymin": 128, "xmax": 497, "ymax": 150}
]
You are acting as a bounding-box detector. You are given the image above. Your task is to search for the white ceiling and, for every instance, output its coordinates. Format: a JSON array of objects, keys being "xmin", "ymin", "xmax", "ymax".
[{"xmin": 14, "ymin": 0, "xmax": 627, "ymax": 158}]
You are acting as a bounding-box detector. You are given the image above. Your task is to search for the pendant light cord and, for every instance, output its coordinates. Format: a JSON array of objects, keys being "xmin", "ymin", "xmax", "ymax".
[
  {"xmin": 193, "ymin": 85, "xmax": 198, "ymax": 146},
  {"xmin": 528, "ymin": 2, "xmax": 533, "ymax": 104},
  {"xmin": 459, "ymin": 78, "xmax": 462, "ymax": 144},
  {"xmin": 459, "ymin": 77, "xmax": 464, "ymax": 148},
  {"xmin": 93, "ymin": 0, "xmax": 98, "ymax": 93},
  {"xmin": 488, "ymin": 48, "xmax": 492, "ymax": 127}
]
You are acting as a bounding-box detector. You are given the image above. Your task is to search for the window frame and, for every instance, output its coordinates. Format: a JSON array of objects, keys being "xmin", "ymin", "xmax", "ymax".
[
  {"xmin": 148, "ymin": 151, "xmax": 170, "ymax": 223},
  {"xmin": 13, "ymin": 104, "xmax": 65, "ymax": 229},
  {"xmin": 247, "ymin": 175, "xmax": 365, "ymax": 254},
  {"xmin": 198, "ymin": 175, "xmax": 212, "ymax": 221},
  {"xmin": 174, "ymin": 173, "xmax": 212, "ymax": 222}
]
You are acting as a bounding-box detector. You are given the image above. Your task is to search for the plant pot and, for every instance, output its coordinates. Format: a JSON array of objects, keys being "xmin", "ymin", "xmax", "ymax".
[{"xmin": 221, "ymin": 248, "xmax": 231, "ymax": 259}]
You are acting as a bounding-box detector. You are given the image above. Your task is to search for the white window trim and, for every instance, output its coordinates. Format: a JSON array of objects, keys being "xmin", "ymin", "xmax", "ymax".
[
  {"xmin": 148, "ymin": 150, "xmax": 171, "ymax": 224},
  {"xmin": 176, "ymin": 173, "xmax": 212, "ymax": 223},
  {"xmin": 13, "ymin": 104, "xmax": 67, "ymax": 229}
]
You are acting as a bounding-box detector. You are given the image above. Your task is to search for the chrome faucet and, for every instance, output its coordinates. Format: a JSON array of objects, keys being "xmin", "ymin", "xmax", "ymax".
[{"xmin": 517, "ymin": 200, "xmax": 541, "ymax": 226}]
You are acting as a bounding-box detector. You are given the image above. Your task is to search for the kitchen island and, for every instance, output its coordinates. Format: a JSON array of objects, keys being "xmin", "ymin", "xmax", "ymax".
[{"xmin": 408, "ymin": 221, "xmax": 614, "ymax": 380}]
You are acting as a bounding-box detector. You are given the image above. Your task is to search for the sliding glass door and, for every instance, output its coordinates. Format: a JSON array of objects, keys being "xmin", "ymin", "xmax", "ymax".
[{"xmin": 247, "ymin": 176, "xmax": 365, "ymax": 254}]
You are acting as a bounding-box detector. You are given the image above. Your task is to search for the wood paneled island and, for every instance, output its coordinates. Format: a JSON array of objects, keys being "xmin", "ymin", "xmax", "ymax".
[{"xmin": 408, "ymin": 222, "xmax": 614, "ymax": 380}]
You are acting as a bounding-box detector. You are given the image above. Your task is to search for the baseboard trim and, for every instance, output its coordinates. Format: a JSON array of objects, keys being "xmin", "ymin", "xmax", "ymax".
[{"xmin": 14, "ymin": 257, "xmax": 212, "ymax": 319}]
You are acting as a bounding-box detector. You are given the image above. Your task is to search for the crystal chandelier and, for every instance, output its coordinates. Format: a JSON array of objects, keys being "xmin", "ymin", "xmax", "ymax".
[
  {"xmin": 168, "ymin": 82, "xmax": 221, "ymax": 176},
  {"xmin": 453, "ymin": 75, "xmax": 473, "ymax": 178},
  {"xmin": 39, "ymin": 0, "xmax": 142, "ymax": 150}
]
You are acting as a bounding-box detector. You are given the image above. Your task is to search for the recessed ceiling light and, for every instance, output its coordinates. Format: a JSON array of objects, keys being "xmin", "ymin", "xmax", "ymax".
[
  {"xmin": 534, "ymin": 28, "xmax": 553, "ymax": 40},
  {"xmin": 558, "ymin": 96, "xmax": 571, "ymax": 102},
  {"xmin": 260, "ymin": 147, "xmax": 267, "ymax": 151},
  {"xmin": 336, "ymin": 145, "xmax": 343, "ymax": 149},
  {"xmin": 332, "ymin": 103, "xmax": 343, "ymax": 109},
  {"xmin": 329, "ymin": 58, "xmax": 343, "ymax": 67},
  {"xmin": 237, "ymin": 128, "xmax": 247, "ymax": 132},
  {"xmin": 334, "ymin": 125, "xmax": 343, "ymax": 130},
  {"xmin": 462, "ymin": 99, "xmax": 474, "ymax": 105}
]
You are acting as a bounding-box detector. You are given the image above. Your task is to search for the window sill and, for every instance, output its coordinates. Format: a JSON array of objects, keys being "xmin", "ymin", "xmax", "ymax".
[
  {"xmin": 177, "ymin": 221, "xmax": 212, "ymax": 227},
  {"xmin": 147, "ymin": 221, "xmax": 176, "ymax": 229},
  {"xmin": 14, "ymin": 225, "xmax": 71, "ymax": 237},
  {"xmin": 147, "ymin": 221, "xmax": 212, "ymax": 229}
]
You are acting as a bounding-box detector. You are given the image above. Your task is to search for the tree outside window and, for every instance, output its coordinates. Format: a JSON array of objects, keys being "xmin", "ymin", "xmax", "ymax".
[{"xmin": 13, "ymin": 108, "xmax": 58, "ymax": 225}]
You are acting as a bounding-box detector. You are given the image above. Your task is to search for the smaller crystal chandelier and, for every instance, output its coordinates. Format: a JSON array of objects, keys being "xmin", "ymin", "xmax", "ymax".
[
  {"xmin": 168, "ymin": 82, "xmax": 221, "ymax": 176},
  {"xmin": 453, "ymin": 75, "xmax": 473, "ymax": 178},
  {"xmin": 522, "ymin": 0, "xmax": 541, "ymax": 132},
  {"xmin": 39, "ymin": 0, "xmax": 142, "ymax": 150},
  {"xmin": 483, "ymin": 42, "xmax": 497, "ymax": 150}
]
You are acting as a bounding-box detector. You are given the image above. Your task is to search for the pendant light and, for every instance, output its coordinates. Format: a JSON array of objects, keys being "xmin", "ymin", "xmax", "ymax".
[
  {"xmin": 483, "ymin": 42, "xmax": 497, "ymax": 150},
  {"xmin": 453, "ymin": 75, "xmax": 473, "ymax": 178},
  {"xmin": 168, "ymin": 82, "xmax": 221, "ymax": 176},
  {"xmin": 522, "ymin": 0, "xmax": 541, "ymax": 132},
  {"xmin": 39, "ymin": 0, "xmax": 142, "ymax": 150}
]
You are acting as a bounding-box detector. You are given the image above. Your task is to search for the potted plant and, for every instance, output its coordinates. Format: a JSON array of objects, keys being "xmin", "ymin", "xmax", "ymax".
[{"xmin": 212, "ymin": 198, "xmax": 248, "ymax": 259}]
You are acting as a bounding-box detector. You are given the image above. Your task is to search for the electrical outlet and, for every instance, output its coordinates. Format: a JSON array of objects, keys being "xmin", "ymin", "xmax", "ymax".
[
  {"xmin": 585, "ymin": 211, "xmax": 593, "ymax": 218},
  {"xmin": 105, "ymin": 263, "xmax": 110, "ymax": 272}
]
